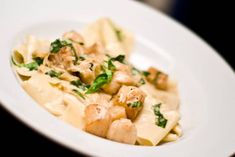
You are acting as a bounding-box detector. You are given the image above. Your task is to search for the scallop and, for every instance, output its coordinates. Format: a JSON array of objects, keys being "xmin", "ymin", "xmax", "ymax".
[
  {"xmin": 84, "ymin": 104, "xmax": 111, "ymax": 137},
  {"xmin": 108, "ymin": 106, "xmax": 126, "ymax": 121},
  {"xmin": 107, "ymin": 118, "xmax": 137, "ymax": 145},
  {"xmin": 113, "ymin": 86, "xmax": 146, "ymax": 120}
]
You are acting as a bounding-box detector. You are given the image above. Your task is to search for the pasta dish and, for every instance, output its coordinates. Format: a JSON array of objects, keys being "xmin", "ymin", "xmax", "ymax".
[{"xmin": 11, "ymin": 18, "xmax": 182, "ymax": 146}]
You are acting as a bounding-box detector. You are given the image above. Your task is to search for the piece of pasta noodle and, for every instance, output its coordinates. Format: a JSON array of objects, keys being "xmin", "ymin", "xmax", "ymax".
[
  {"xmin": 162, "ymin": 133, "xmax": 179, "ymax": 142},
  {"xmin": 82, "ymin": 18, "xmax": 134, "ymax": 58}
]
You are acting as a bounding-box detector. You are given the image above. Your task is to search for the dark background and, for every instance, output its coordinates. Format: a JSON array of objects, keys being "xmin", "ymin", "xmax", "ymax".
[
  {"xmin": 171, "ymin": 0, "xmax": 234, "ymax": 69},
  {"xmin": 0, "ymin": 0, "xmax": 234, "ymax": 156}
]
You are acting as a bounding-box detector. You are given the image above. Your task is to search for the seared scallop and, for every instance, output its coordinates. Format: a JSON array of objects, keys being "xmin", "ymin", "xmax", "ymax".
[
  {"xmin": 113, "ymin": 85, "xmax": 146, "ymax": 120},
  {"xmin": 102, "ymin": 70, "xmax": 134, "ymax": 95},
  {"xmin": 107, "ymin": 118, "xmax": 137, "ymax": 144},
  {"xmin": 146, "ymin": 67, "xmax": 168, "ymax": 90},
  {"xmin": 84, "ymin": 104, "xmax": 111, "ymax": 137},
  {"xmin": 75, "ymin": 59, "xmax": 101, "ymax": 84},
  {"xmin": 108, "ymin": 106, "xmax": 126, "ymax": 121},
  {"xmin": 48, "ymin": 46, "xmax": 75, "ymax": 70}
]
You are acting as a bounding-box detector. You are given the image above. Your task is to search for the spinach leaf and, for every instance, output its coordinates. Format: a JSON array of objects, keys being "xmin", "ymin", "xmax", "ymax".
[
  {"xmin": 50, "ymin": 39, "xmax": 78, "ymax": 63},
  {"xmin": 45, "ymin": 70, "xmax": 62, "ymax": 78},
  {"xmin": 128, "ymin": 101, "xmax": 142, "ymax": 108},
  {"xmin": 85, "ymin": 72, "xmax": 111, "ymax": 94},
  {"xmin": 152, "ymin": 103, "xmax": 168, "ymax": 128},
  {"xmin": 12, "ymin": 57, "xmax": 44, "ymax": 71},
  {"xmin": 111, "ymin": 55, "xmax": 125, "ymax": 63},
  {"xmin": 139, "ymin": 78, "xmax": 145, "ymax": 85},
  {"xmin": 86, "ymin": 54, "xmax": 125, "ymax": 94},
  {"xmin": 50, "ymin": 39, "xmax": 72, "ymax": 53},
  {"xmin": 70, "ymin": 80, "xmax": 90, "ymax": 91},
  {"xmin": 72, "ymin": 89, "xmax": 85, "ymax": 99},
  {"xmin": 142, "ymin": 71, "xmax": 150, "ymax": 77}
]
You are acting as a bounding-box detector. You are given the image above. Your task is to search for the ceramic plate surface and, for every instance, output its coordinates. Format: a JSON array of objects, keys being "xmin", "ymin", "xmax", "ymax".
[{"xmin": 0, "ymin": 0, "xmax": 235, "ymax": 156}]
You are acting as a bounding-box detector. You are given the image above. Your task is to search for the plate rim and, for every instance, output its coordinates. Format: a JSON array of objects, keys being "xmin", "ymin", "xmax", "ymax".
[{"xmin": 0, "ymin": 0, "xmax": 235, "ymax": 156}]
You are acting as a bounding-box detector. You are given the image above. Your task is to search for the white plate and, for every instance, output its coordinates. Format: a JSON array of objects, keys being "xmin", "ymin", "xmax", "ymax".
[{"xmin": 0, "ymin": 0, "xmax": 235, "ymax": 156}]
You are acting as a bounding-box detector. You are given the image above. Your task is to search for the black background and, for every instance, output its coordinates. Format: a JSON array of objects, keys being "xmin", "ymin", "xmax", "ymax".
[
  {"xmin": 0, "ymin": 1, "xmax": 234, "ymax": 156},
  {"xmin": 171, "ymin": 0, "xmax": 234, "ymax": 69}
]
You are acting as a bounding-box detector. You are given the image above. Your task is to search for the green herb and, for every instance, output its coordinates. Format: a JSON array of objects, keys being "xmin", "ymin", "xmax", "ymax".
[
  {"xmin": 86, "ymin": 68, "xmax": 113, "ymax": 94},
  {"xmin": 107, "ymin": 59, "xmax": 116, "ymax": 71},
  {"xmin": 111, "ymin": 55, "xmax": 125, "ymax": 63},
  {"xmin": 139, "ymin": 78, "xmax": 145, "ymax": 85},
  {"xmin": 70, "ymin": 80, "xmax": 82, "ymax": 86},
  {"xmin": 105, "ymin": 54, "xmax": 111, "ymax": 58},
  {"xmin": 86, "ymin": 55, "xmax": 124, "ymax": 94},
  {"xmin": 105, "ymin": 69, "xmax": 113, "ymax": 82},
  {"xmin": 11, "ymin": 57, "xmax": 44, "ymax": 71},
  {"xmin": 78, "ymin": 55, "xmax": 86, "ymax": 61},
  {"xmin": 22, "ymin": 62, "xmax": 38, "ymax": 71},
  {"xmin": 50, "ymin": 39, "xmax": 72, "ymax": 53},
  {"xmin": 84, "ymin": 84, "xmax": 90, "ymax": 90},
  {"xmin": 72, "ymin": 89, "xmax": 85, "ymax": 99},
  {"xmin": 45, "ymin": 70, "xmax": 62, "ymax": 78},
  {"xmin": 104, "ymin": 55, "xmax": 125, "ymax": 70},
  {"xmin": 142, "ymin": 71, "xmax": 150, "ymax": 77},
  {"xmin": 152, "ymin": 103, "xmax": 168, "ymax": 128},
  {"xmin": 132, "ymin": 67, "xmax": 140, "ymax": 75},
  {"xmin": 104, "ymin": 55, "xmax": 125, "ymax": 69},
  {"xmin": 33, "ymin": 57, "xmax": 43, "ymax": 65},
  {"xmin": 86, "ymin": 72, "xmax": 112, "ymax": 94},
  {"xmin": 128, "ymin": 101, "xmax": 143, "ymax": 108},
  {"xmin": 70, "ymin": 80, "xmax": 90, "ymax": 91},
  {"xmin": 50, "ymin": 39, "xmax": 78, "ymax": 63}
]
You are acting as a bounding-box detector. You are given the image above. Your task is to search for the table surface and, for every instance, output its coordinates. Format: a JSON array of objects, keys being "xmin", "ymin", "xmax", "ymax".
[{"xmin": 0, "ymin": 106, "xmax": 85, "ymax": 156}]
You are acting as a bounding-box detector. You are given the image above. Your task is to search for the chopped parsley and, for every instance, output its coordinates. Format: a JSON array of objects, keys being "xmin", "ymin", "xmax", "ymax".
[
  {"xmin": 107, "ymin": 59, "xmax": 116, "ymax": 71},
  {"xmin": 45, "ymin": 70, "xmax": 62, "ymax": 78},
  {"xmin": 139, "ymin": 78, "xmax": 145, "ymax": 85},
  {"xmin": 105, "ymin": 54, "xmax": 111, "ymax": 58},
  {"xmin": 33, "ymin": 57, "xmax": 44, "ymax": 65},
  {"xmin": 86, "ymin": 54, "xmax": 124, "ymax": 94},
  {"xmin": 128, "ymin": 101, "xmax": 143, "ymax": 108},
  {"xmin": 11, "ymin": 57, "xmax": 43, "ymax": 71},
  {"xmin": 72, "ymin": 89, "xmax": 85, "ymax": 99},
  {"xmin": 50, "ymin": 39, "xmax": 72, "ymax": 53},
  {"xmin": 110, "ymin": 55, "xmax": 125, "ymax": 63},
  {"xmin": 132, "ymin": 67, "xmax": 141, "ymax": 75},
  {"xmin": 78, "ymin": 55, "xmax": 86, "ymax": 61},
  {"xmin": 152, "ymin": 103, "xmax": 168, "ymax": 128},
  {"xmin": 22, "ymin": 62, "xmax": 39, "ymax": 71},
  {"xmin": 142, "ymin": 71, "xmax": 150, "ymax": 77},
  {"xmin": 71, "ymin": 80, "xmax": 83, "ymax": 87},
  {"xmin": 86, "ymin": 69, "xmax": 112, "ymax": 94},
  {"xmin": 105, "ymin": 54, "xmax": 125, "ymax": 65},
  {"xmin": 70, "ymin": 80, "xmax": 90, "ymax": 91}
]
